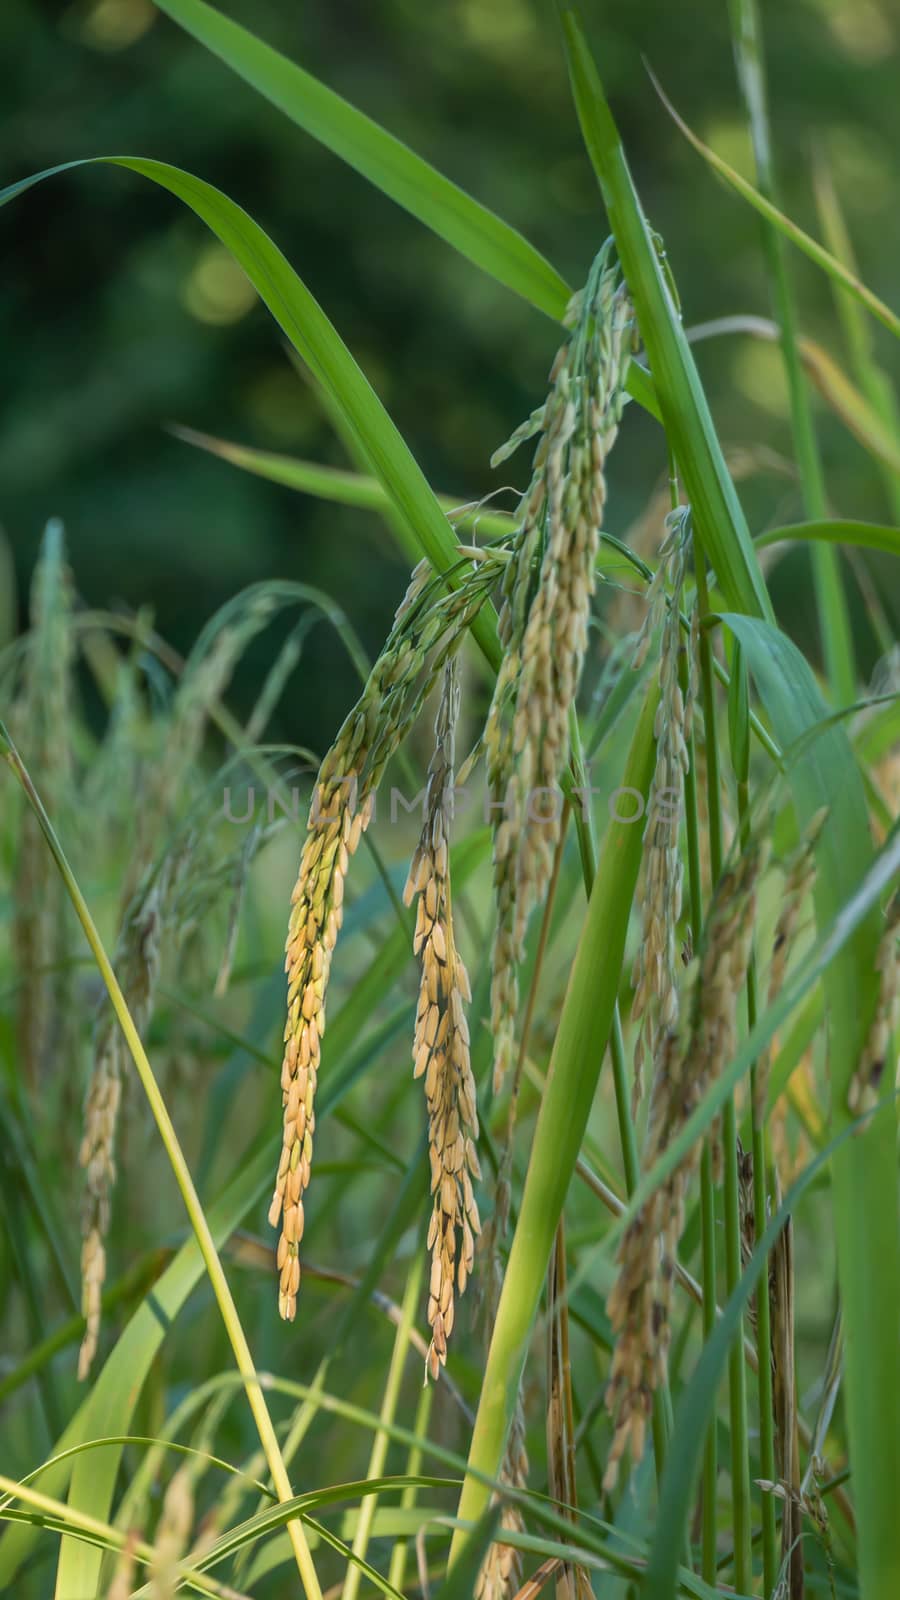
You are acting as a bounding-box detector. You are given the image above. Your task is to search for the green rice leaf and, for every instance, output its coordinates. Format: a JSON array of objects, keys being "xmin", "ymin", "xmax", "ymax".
[
  {"xmin": 644, "ymin": 1111, "xmax": 874, "ymax": 1600},
  {"xmin": 756, "ymin": 519, "xmax": 900, "ymax": 558},
  {"xmin": 152, "ymin": 0, "xmax": 567, "ymax": 319},
  {"xmin": 150, "ymin": 1, "xmax": 662, "ymax": 419},
  {"xmin": 0, "ymin": 159, "xmax": 502, "ymax": 670}
]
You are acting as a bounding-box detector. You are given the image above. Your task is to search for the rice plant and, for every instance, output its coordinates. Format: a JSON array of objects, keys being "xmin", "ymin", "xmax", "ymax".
[{"xmin": 1, "ymin": 4, "xmax": 899, "ymax": 1600}]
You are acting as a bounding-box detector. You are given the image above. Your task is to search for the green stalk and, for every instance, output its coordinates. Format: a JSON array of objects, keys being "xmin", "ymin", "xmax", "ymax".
[
  {"xmin": 695, "ymin": 559, "xmax": 752, "ymax": 1592},
  {"xmin": 0, "ymin": 727, "xmax": 323, "ymax": 1600},
  {"xmin": 682, "ymin": 654, "xmax": 719, "ymax": 1583},
  {"xmin": 728, "ymin": 0, "xmax": 855, "ymax": 706},
  {"xmin": 341, "ymin": 1253, "xmax": 423, "ymax": 1600},
  {"xmin": 448, "ymin": 676, "xmax": 658, "ymax": 1566}
]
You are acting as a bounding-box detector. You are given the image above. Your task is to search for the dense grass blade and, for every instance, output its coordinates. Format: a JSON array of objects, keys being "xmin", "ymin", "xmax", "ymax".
[
  {"xmin": 169, "ymin": 424, "xmax": 516, "ymax": 538},
  {"xmin": 556, "ymin": 3, "xmax": 773, "ymax": 622},
  {"xmin": 448, "ymin": 675, "xmax": 658, "ymax": 1564}
]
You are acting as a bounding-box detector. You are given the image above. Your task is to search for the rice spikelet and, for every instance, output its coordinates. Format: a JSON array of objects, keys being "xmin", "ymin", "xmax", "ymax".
[
  {"xmin": 403, "ymin": 658, "xmax": 481, "ymax": 1377},
  {"xmin": 604, "ymin": 836, "xmax": 768, "ymax": 1487},
  {"xmin": 486, "ymin": 243, "xmax": 634, "ymax": 1091},
  {"xmin": 630, "ymin": 508, "xmax": 696, "ymax": 1111}
]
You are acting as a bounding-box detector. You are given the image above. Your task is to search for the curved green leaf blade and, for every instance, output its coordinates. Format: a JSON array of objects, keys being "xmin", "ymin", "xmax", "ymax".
[
  {"xmin": 644, "ymin": 1114, "xmax": 873, "ymax": 1600},
  {"xmin": 151, "ymin": 1, "xmax": 661, "ymax": 418},
  {"xmin": 153, "ymin": 0, "xmax": 570, "ymax": 320},
  {"xmin": 169, "ymin": 425, "xmax": 516, "ymax": 539},
  {"xmin": 0, "ymin": 159, "xmax": 502, "ymax": 670},
  {"xmin": 756, "ymin": 518, "xmax": 900, "ymax": 558}
]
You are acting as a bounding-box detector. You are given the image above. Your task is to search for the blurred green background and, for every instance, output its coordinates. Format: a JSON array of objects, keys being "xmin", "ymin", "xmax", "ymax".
[{"xmin": 2, "ymin": 0, "xmax": 899, "ymax": 745}]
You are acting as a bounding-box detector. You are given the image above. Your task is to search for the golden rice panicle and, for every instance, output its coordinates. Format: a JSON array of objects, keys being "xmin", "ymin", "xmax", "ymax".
[
  {"xmin": 78, "ymin": 873, "xmax": 168, "ymax": 1378},
  {"xmin": 404, "ymin": 659, "xmax": 481, "ymax": 1377},
  {"xmin": 487, "ymin": 246, "xmax": 634, "ymax": 1092},
  {"xmin": 630, "ymin": 508, "xmax": 694, "ymax": 1113},
  {"xmin": 268, "ymin": 560, "xmax": 489, "ymax": 1322},
  {"xmin": 847, "ymin": 889, "xmax": 900, "ymax": 1117},
  {"xmin": 604, "ymin": 837, "xmax": 767, "ymax": 1487},
  {"xmin": 269, "ymin": 758, "xmax": 373, "ymax": 1321}
]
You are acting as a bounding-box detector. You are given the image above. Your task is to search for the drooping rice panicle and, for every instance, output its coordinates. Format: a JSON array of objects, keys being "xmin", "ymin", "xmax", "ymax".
[
  {"xmin": 630, "ymin": 508, "xmax": 696, "ymax": 1111},
  {"xmin": 270, "ymin": 556, "xmax": 499, "ymax": 1322},
  {"xmin": 403, "ymin": 658, "xmax": 481, "ymax": 1377},
  {"xmin": 604, "ymin": 835, "xmax": 768, "ymax": 1487},
  {"xmin": 485, "ymin": 243, "xmax": 635, "ymax": 1091},
  {"xmin": 847, "ymin": 889, "xmax": 900, "ymax": 1117}
]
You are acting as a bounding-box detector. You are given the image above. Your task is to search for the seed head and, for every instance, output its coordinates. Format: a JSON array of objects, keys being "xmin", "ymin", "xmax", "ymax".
[
  {"xmin": 270, "ymin": 558, "xmax": 496, "ymax": 1321},
  {"xmin": 486, "ymin": 245, "xmax": 635, "ymax": 1091},
  {"xmin": 631, "ymin": 509, "xmax": 695, "ymax": 1112},
  {"xmin": 605, "ymin": 835, "xmax": 768, "ymax": 1485}
]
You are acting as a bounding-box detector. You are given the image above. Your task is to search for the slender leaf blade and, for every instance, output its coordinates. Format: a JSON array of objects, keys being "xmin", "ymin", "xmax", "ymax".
[
  {"xmin": 154, "ymin": 0, "xmax": 570, "ymax": 320},
  {"xmin": 556, "ymin": 3, "xmax": 773, "ymax": 623}
]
